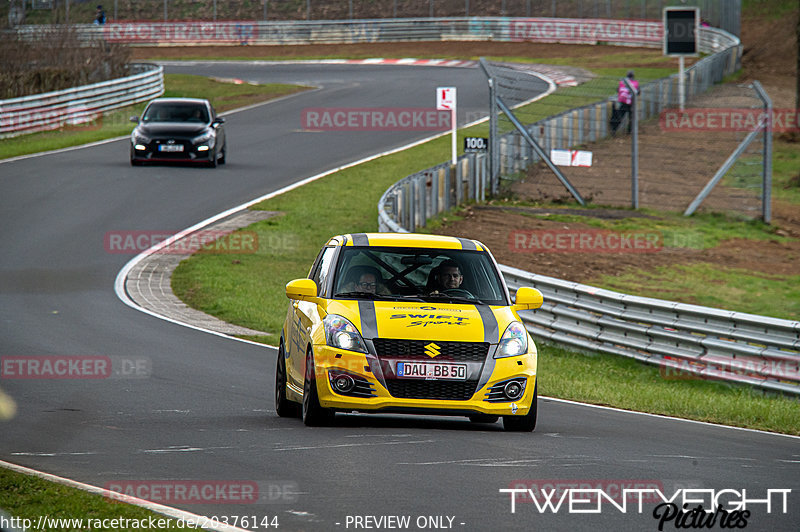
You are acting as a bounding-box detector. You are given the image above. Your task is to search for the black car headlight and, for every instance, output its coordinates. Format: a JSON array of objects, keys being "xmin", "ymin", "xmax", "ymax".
[
  {"xmin": 323, "ymin": 314, "xmax": 367, "ymax": 354},
  {"xmin": 131, "ymin": 131, "xmax": 150, "ymax": 149},
  {"xmin": 495, "ymin": 322, "xmax": 529, "ymax": 358},
  {"xmin": 192, "ymin": 130, "xmax": 215, "ymax": 147}
]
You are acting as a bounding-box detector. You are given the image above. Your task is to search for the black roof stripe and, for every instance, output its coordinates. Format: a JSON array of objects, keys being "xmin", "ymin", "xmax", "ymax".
[
  {"xmin": 351, "ymin": 233, "xmax": 370, "ymax": 246},
  {"xmin": 458, "ymin": 238, "xmax": 477, "ymax": 250}
]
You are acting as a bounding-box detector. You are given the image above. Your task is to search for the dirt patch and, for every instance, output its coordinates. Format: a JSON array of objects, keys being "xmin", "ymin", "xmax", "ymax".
[{"xmin": 430, "ymin": 204, "xmax": 800, "ymax": 286}]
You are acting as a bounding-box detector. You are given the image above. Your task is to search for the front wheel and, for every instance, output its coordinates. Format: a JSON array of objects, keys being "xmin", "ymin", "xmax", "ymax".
[
  {"xmin": 275, "ymin": 341, "xmax": 300, "ymax": 418},
  {"xmin": 302, "ymin": 350, "xmax": 334, "ymax": 426},
  {"xmin": 503, "ymin": 382, "xmax": 537, "ymax": 432}
]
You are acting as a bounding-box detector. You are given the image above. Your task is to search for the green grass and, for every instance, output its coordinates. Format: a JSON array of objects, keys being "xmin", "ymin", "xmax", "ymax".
[
  {"xmin": 0, "ymin": 468, "xmax": 197, "ymax": 531},
  {"xmin": 539, "ymin": 344, "xmax": 800, "ymax": 435},
  {"xmin": 596, "ymin": 263, "xmax": 800, "ymax": 319},
  {"xmin": 773, "ymin": 139, "xmax": 800, "ymax": 204},
  {"xmin": 0, "ymin": 74, "xmax": 307, "ymax": 160}
]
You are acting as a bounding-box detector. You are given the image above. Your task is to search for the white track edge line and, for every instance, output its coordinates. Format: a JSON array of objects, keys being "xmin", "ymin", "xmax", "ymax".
[
  {"xmin": 0, "ymin": 460, "xmax": 250, "ymax": 532},
  {"xmin": 541, "ymin": 396, "xmax": 800, "ymax": 440}
]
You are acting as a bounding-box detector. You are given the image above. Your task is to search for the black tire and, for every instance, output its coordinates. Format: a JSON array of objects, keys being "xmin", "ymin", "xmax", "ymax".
[
  {"xmin": 207, "ymin": 150, "xmax": 217, "ymax": 168},
  {"xmin": 218, "ymin": 144, "xmax": 226, "ymax": 165},
  {"xmin": 275, "ymin": 341, "xmax": 300, "ymax": 418},
  {"xmin": 302, "ymin": 349, "xmax": 334, "ymax": 426},
  {"xmin": 469, "ymin": 414, "xmax": 500, "ymax": 424},
  {"xmin": 503, "ymin": 381, "xmax": 537, "ymax": 432}
]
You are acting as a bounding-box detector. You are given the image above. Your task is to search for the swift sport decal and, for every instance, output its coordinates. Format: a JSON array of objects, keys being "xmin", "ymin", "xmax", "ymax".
[{"xmin": 389, "ymin": 313, "xmax": 470, "ymax": 327}]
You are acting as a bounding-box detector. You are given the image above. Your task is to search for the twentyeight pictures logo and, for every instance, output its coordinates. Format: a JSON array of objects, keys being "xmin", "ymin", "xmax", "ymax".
[{"xmin": 501, "ymin": 483, "xmax": 792, "ymax": 531}]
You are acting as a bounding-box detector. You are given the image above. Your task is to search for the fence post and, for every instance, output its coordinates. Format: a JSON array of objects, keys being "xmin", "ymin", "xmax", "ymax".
[
  {"xmin": 625, "ymin": 78, "xmax": 639, "ymax": 209},
  {"xmin": 752, "ymin": 80, "xmax": 772, "ymax": 223}
]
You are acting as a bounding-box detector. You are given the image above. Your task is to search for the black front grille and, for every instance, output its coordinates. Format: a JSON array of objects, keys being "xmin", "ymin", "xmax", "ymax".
[
  {"xmin": 385, "ymin": 379, "xmax": 478, "ymax": 401},
  {"xmin": 373, "ymin": 339, "xmax": 489, "ymax": 362}
]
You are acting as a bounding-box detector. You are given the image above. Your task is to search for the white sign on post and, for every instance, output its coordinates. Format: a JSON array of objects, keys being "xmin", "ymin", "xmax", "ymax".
[
  {"xmin": 437, "ymin": 87, "xmax": 457, "ymax": 165},
  {"xmin": 550, "ymin": 149, "xmax": 593, "ymax": 167}
]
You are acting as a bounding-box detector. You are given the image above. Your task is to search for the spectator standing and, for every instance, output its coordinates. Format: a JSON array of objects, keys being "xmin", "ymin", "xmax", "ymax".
[
  {"xmin": 614, "ymin": 71, "xmax": 640, "ymax": 134},
  {"xmin": 94, "ymin": 5, "xmax": 106, "ymax": 25}
]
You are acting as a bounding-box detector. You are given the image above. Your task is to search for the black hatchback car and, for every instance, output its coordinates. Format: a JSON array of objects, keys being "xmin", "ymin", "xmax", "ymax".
[{"xmin": 130, "ymin": 98, "xmax": 226, "ymax": 167}]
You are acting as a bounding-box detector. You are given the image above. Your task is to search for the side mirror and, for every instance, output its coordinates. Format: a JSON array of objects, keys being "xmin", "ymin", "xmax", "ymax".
[
  {"xmin": 286, "ymin": 278, "xmax": 318, "ymax": 302},
  {"xmin": 213, "ymin": 117, "xmax": 225, "ymax": 126},
  {"xmin": 130, "ymin": 116, "xmax": 140, "ymax": 124},
  {"xmin": 512, "ymin": 287, "xmax": 543, "ymax": 311}
]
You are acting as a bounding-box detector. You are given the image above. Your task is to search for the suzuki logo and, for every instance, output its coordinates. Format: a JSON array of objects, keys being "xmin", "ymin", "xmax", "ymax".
[{"xmin": 424, "ymin": 343, "xmax": 441, "ymax": 358}]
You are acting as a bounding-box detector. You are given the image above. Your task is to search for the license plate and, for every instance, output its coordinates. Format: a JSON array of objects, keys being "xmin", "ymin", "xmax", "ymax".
[
  {"xmin": 396, "ymin": 362, "xmax": 467, "ymax": 380},
  {"xmin": 159, "ymin": 144, "xmax": 183, "ymax": 152}
]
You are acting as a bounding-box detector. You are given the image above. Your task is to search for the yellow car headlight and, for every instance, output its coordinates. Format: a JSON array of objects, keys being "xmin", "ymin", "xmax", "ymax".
[
  {"xmin": 496, "ymin": 321, "xmax": 528, "ymax": 358},
  {"xmin": 323, "ymin": 314, "xmax": 367, "ymax": 354}
]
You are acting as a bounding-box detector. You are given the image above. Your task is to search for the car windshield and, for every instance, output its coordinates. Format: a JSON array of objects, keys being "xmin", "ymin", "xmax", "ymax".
[
  {"xmin": 142, "ymin": 103, "xmax": 209, "ymax": 123},
  {"xmin": 332, "ymin": 247, "xmax": 508, "ymax": 305}
]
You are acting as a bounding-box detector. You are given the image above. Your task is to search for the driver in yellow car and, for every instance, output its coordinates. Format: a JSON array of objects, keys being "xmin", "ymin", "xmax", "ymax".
[{"xmin": 432, "ymin": 259, "xmax": 463, "ymax": 293}]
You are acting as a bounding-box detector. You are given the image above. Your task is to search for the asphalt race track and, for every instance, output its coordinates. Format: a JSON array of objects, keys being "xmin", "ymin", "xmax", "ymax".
[{"xmin": 1, "ymin": 63, "xmax": 798, "ymax": 532}]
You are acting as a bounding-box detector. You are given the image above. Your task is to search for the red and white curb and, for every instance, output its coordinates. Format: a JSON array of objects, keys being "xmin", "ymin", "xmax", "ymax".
[{"xmin": 159, "ymin": 58, "xmax": 579, "ymax": 86}]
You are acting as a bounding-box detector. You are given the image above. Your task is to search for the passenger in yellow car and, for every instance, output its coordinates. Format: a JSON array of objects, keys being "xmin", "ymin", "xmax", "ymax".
[{"xmin": 342, "ymin": 266, "xmax": 390, "ymax": 295}]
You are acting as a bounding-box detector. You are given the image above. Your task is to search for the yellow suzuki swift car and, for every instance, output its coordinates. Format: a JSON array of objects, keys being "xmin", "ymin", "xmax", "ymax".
[{"xmin": 276, "ymin": 233, "xmax": 543, "ymax": 431}]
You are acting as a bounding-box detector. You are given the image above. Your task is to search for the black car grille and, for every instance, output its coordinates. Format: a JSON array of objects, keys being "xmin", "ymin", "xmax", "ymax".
[
  {"xmin": 372, "ymin": 339, "xmax": 489, "ymax": 362},
  {"xmin": 372, "ymin": 339, "xmax": 488, "ymax": 401},
  {"xmin": 384, "ymin": 379, "xmax": 478, "ymax": 401}
]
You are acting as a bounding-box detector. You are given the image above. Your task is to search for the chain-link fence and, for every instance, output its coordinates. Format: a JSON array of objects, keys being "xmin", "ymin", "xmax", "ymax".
[
  {"xmin": 477, "ymin": 24, "xmax": 770, "ymax": 221},
  {"xmin": 507, "ymin": 80, "xmax": 769, "ymax": 219},
  {"xmin": 7, "ymin": 0, "xmax": 740, "ymax": 35}
]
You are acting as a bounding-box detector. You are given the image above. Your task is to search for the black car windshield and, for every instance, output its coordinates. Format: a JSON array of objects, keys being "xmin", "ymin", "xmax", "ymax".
[
  {"xmin": 142, "ymin": 103, "xmax": 209, "ymax": 123},
  {"xmin": 332, "ymin": 247, "xmax": 508, "ymax": 305}
]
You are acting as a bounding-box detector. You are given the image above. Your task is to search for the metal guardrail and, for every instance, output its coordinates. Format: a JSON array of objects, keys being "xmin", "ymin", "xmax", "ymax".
[
  {"xmin": 0, "ymin": 63, "xmax": 163, "ymax": 138},
  {"xmin": 501, "ymin": 265, "xmax": 800, "ymax": 396},
  {"xmin": 14, "ymin": 18, "xmax": 665, "ymax": 47}
]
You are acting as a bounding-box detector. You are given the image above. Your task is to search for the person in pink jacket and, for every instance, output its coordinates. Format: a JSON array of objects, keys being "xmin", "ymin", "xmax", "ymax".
[{"xmin": 614, "ymin": 71, "xmax": 640, "ymax": 134}]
